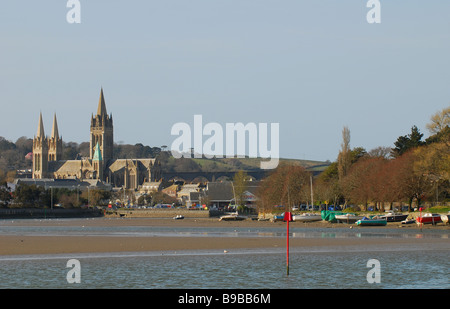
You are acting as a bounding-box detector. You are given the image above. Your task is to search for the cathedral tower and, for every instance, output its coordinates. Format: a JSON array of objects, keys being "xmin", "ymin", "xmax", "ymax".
[
  {"xmin": 32, "ymin": 113, "xmax": 49, "ymax": 179},
  {"xmin": 48, "ymin": 113, "xmax": 63, "ymax": 162},
  {"xmin": 90, "ymin": 88, "xmax": 113, "ymax": 163}
]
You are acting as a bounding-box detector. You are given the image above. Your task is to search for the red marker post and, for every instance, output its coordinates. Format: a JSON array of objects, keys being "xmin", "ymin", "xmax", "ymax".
[
  {"xmin": 419, "ymin": 207, "xmax": 423, "ymax": 231},
  {"xmin": 283, "ymin": 212, "xmax": 293, "ymax": 276}
]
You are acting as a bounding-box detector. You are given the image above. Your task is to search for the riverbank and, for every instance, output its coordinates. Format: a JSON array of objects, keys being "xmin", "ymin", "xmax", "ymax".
[
  {"xmin": 3, "ymin": 215, "xmax": 449, "ymax": 229},
  {"xmin": 0, "ymin": 208, "xmax": 103, "ymax": 219},
  {"xmin": 0, "ymin": 217, "xmax": 448, "ymax": 256}
]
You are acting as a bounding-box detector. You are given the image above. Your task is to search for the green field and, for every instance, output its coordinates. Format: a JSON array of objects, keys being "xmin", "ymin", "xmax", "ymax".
[{"xmin": 191, "ymin": 157, "xmax": 330, "ymax": 172}]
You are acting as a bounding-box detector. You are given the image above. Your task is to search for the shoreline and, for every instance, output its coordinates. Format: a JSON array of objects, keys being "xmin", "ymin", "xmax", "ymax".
[
  {"xmin": 0, "ymin": 217, "xmax": 448, "ymax": 256},
  {"xmin": 2, "ymin": 215, "xmax": 449, "ymax": 229}
]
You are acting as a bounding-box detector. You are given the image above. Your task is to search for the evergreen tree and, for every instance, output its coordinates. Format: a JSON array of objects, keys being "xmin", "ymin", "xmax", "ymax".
[{"xmin": 392, "ymin": 125, "xmax": 424, "ymax": 157}]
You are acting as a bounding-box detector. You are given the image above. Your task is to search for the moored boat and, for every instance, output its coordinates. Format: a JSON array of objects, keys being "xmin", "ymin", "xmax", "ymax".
[
  {"xmin": 321, "ymin": 210, "xmax": 344, "ymax": 222},
  {"xmin": 401, "ymin": 218, "xmax": 416, "ymax": 225},
  {"xmin": 416, "ymin": 213, "xmax": 442, "ymax": 225},
  {"xmin": 293, "ymin": 213, "xmax": 322, "ymax": 222},
  {"xmin": 379, "ymin": 212, "xmax": 409, "ymax": 222},
  {"xmin": 335, "ymin": 213, "xmax": 364, "ymax": 223},
  {"xmin": 355, "ymin": 217, "xmax": 387, "ymax": 226},
  {"xmin": 173, "ymin": 214, "xmax": 184, "ymax": 220},
  {"xmin": 272, "ymin": 213, "xmax": 285, "ymax": 222},
  {"xmin": 219, "ymin": 213, "xmax": 246, "ymax": 221}
]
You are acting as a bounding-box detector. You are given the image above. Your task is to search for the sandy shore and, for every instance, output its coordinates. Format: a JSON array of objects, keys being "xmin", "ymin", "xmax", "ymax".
[{"xmin": 0, "ymin": 217, "xmax": 448, "ymax": 256}]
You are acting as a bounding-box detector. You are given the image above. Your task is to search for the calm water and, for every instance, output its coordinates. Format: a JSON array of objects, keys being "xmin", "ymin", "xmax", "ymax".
[{"xmin": 0, "ymin": 219, "xmax": 448, "ymax": 289}]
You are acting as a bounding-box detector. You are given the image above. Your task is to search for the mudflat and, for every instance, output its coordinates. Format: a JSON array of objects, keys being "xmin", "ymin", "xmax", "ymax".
[{"xmin": 0, "ymin": 217, "xmax": 448, "ymax": 255}]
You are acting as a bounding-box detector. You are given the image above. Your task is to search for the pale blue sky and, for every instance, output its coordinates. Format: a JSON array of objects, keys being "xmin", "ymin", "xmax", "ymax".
[{"xmin": 1, "ymin": 1, "xmax": 449, "ymax": 162}]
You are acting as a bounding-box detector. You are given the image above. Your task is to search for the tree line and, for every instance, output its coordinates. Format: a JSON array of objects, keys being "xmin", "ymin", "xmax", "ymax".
[
  {"xmin": 256, "ymin": 107, "xmax": 449, "ymax": 213},
  {"xmin": 0, "ymin": 183, "xmax": 112, "ymax": 209}
]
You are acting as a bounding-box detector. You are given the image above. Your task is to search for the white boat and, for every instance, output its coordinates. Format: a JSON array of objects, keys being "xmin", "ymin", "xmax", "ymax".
[
  {"xmin": 219, "ymin": 213, "xmax": 246, "ymax": 221},
  {"xmin": 401, "ymin": 219, "xmax": 416, "ymax": 225},
  {"xmin": 293, "ymin": 213, "xmax": 322, "ymax": 222},
  {"xmin": 173, "ymin": 215, "xmax": 184, "ymax": 220},
  {"xmin": 335, "ymin": 213, "xmax": 365, "ymax": 223}
]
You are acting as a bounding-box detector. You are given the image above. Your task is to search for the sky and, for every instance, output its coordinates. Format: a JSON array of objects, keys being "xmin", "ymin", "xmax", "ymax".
[{"xmin": 1, "ymin": 1, "xmax": 449, "ymax": 162}]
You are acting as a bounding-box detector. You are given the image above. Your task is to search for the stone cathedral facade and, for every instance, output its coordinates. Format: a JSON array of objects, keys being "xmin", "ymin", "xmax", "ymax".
[{"xmin": 32, "ymin": 89, "xmax": 161, "ymax": 189}]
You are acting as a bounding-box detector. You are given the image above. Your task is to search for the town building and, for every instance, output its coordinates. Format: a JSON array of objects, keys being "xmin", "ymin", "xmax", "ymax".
[{"xmin": 204, "ymin": 181, "xmax": 260, "ymax": 209}]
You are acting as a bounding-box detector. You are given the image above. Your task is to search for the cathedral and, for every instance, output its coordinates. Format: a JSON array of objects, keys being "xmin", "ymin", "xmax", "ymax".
[{"xmin": 32, "ymin": 88, "xmax": 161, "ymax": 189}]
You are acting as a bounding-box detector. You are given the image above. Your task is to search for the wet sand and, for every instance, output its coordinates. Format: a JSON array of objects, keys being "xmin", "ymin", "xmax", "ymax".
[{"xmin": 0, "ymin": 217, "xmax": 448, "ymax": 255}]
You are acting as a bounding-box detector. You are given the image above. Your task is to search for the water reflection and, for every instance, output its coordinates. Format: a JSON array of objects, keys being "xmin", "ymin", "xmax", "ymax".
[
  {"xmin": 1, "ymin": 247, "xmax": 448, "ymax": 289},
  {"xmin": 0, "ymin": 222, "xmax": 448, "ymax": 240}
]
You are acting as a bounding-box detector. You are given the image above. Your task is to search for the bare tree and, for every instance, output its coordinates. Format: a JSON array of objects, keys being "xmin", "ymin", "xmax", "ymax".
[
  {"xmin": 338, "ymin": 126, "xmax": 351, "ymax": 182},
  {"xmin": 426, "ymin": 106, "xmax": 450, "ymax": 134},
  {"xmin": 368, "ymin": 146, "xmax": 392, "ymax": 159},
  {"xmin": 256, "ymin": 164, "xmax": 310, "ymax": 212},
  {"xmin": 233, "ymin": 170, "xmax": 248, "ymax": 207}
]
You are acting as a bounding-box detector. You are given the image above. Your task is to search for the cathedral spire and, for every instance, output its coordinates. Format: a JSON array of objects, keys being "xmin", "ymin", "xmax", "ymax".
[
  {"xmin": 51, "ymin": 113, "xmax": 59, "ymax": 139},
  {"xmin": 91, "ymin": 88, "xmax": 113, "ymax": 163},
  {"xmin": 97, "ymin": 87, "xmax": 107, "ymax": 116},
  {"xmin": 37, "ymin": 112, "xmax": 45, "ymax": 138}
]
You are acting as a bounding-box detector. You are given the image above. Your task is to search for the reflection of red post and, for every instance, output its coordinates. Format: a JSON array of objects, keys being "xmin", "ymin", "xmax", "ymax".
[
  {"xmin": 283, "ymin": 212, "xmax": 293, "ymax": 276},
  {"xmin": 419, "ymin": 207, "xmax": 423, "ymax": 230}
]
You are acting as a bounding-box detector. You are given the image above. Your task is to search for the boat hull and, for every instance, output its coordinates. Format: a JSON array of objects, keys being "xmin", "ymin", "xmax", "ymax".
[
  {"xmin": 356, "ymin": 219, "xmax": 387, "ymax": 226},
  {"xmin": 379, "ymin": 214, "xmax": 409, "ymax": 222},
  {"xmin": 401, "ymin": 219, "xmax": 416, "ymax": 225},
  {"xmin": 335, "ymin": 214, "xmax": 364, "ymax": 223},
  {"xmin": 293, "ymin": 214, "xmax": 322, "ymax": 222},
  {"xmin": 219, "ymin": 215, "xmax": 246, "ymax": 221},
  {"xmin": 416, "ymin": 214, "xmax": 442, "ymax": 225}
]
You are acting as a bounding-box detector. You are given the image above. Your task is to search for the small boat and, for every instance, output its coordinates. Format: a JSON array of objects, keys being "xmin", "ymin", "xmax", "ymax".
[
  {"xmin": 219, "ymin": 213, "xmax": 246, "ymax": 221},
  {"xmin": 356, "ymin": 217, "xmax": 387, "ymax": 226},
  {"xmin": 173, "ymin": 215, "xmax": 184, "ymax": 220},
  {"xmin": 335, "ymin": 213, "xmax": 364, "ymax": 223},
  {"xmin": 440, "ymin": 213, "xmax": 449, "ymax": 224},
  {"xmin": 272, "ymin": 213, "xmax": 286, "ymax": 222},
  {"xmin": 321, "ymin": 210, "xmax": 344, "ymax": 222},
  {"xmin": 293, "ymin": 213, "xmax": 322, "ymax": 222},
  {"xmin": 416, "ymin": 213, "xmax": 442, "ymax": 225},
  {"xmin": 401, "ymin": 218, "xmax": 416, "ymax": 225},
  {"xmin": 379, "ymin": 212, "xmax": 409, "ymax": 222}
]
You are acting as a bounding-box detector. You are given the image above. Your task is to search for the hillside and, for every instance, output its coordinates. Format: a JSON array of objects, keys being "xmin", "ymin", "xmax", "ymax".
[{"xmin": 158, "ymin": 152, "xmax": 330, "ymax": 173}]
